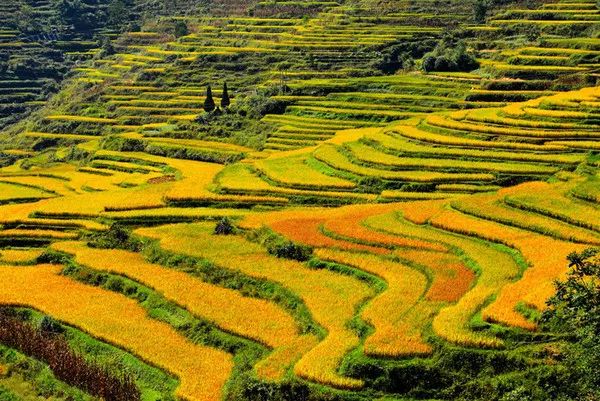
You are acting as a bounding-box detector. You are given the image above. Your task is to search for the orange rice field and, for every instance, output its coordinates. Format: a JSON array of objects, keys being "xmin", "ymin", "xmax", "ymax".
[
  {"xmin": 135, "ymin": 222, "xmax": 374, "ymax": 389},
  {"xmin": 0, "ymin": 144, "xmax": 594, "ymax": 396},
  {"xmin": 0, "ymin": 265, "xmax": 233, "ymax": 401},
  {"xmin": 0, "ymin": 7, "xmax": 598, "ymax": 397}
]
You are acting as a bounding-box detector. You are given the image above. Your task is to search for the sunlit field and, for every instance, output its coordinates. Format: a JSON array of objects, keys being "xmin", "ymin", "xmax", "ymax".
[{"xmin": 0, "ymin": 0, "xmax": 598, "ymax": 400}]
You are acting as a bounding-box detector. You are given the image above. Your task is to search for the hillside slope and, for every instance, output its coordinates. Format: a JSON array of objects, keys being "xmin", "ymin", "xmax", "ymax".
[{"xmin": 0, "ymin": 1, "xmax": 598, "ymax": 401}]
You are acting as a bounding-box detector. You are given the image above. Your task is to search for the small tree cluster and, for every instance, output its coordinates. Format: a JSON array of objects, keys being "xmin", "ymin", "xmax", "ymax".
[
  {"xmin": 268, "ymin": 241, "xmax": 312, "ymax": 262},
  {"xmin": 0, "ymin": 312, "xmax": 140, "ymax": 401},
  {"xmin": 422, "ymin": 41, "xmax": 479, "ymax": 73},
  {"xmin": 87, "ymin": 223, "xmax": 142, "ymax": 252},
  {"xmin": 204, "ymin": 82, "xmax": 231, "ymax": 113},
  {"xmin": 246, "ymin": 227, "xmax": 313, "ymax": 262},
  {"xmin": 473, "ymin": 0, "xmax": 489, "ymax": 24}
]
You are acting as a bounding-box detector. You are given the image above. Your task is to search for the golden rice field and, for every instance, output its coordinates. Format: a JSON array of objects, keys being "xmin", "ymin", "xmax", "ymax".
[
  {"xmin": 1, "ymin": 83, "xmax": 598, "ymax": 398},
  {"xmin": 0, "ymin": 265, "xmax": 233, "ymax": 401},
  {"xmin": 0, "ymin": 1, "xmax": 599, "ymax": 400},
  {"xmin": 136, "ymin": 222, "xmax": 374, "ymax": 389}
]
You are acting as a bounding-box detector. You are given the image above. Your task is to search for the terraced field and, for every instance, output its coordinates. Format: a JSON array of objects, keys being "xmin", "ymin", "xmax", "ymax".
[{"xmin": 0, "ymin": 0, "xmax": 598, "ymax": 400}]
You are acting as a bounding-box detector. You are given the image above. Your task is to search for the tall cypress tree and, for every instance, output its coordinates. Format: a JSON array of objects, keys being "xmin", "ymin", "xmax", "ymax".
[
  {"xmin": 204, "ymin": 85, "xmax": 215, "ymax": 112},
  {"xmin": 221, "ymin": 82, "xmax": 230, "ymax": 109}
]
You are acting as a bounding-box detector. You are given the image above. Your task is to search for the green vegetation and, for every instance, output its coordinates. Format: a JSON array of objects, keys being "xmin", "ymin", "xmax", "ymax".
[
  {"xmin": 541, "ymin": 249, "xmax": 600, "ymax": 399},
  {"xmin": 422, "ymin": 40, "xmax": 480, "ymax": 73}
]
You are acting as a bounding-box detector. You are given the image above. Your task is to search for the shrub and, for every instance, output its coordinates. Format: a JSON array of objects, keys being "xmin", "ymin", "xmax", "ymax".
[
  {"xmin": 233, "ymin": 93, "xmax": 288, "ymax": 119},
  {"xmin": 174, "ymin": 20, "xmax": 188, "ymax": 38},
  {"xmin": 214, "ymin": 217, "xmax": 235, "ymax": 235},
  {"xmin": 422, "ymin": 41, "xmax": 479, "ymax": 73},
  {"xmin": 372, "ymin": 38, "xmax": 437, "ymax": 74},
  {"xmin": 87, "ymin": 223, "xmax": 143, "ymax": 252},
  {"xmin": 473, "ymin": 0, "xmax": 488, "ymax": 24},
  {"xmin": 39, "ymin": 316, "xmax": 64, "ymax": 335},
  {"xmin": 357, "ymin": 176, "xmax": 384, "ymax": 193},
  {"xmin": 247, "ymin": 227, "xmax": 313, "ymax": 261},
  {"xmin": 268, "ymin": 241, "xmax": 312, "ymax": 262},
  {"xmin": 100, "ymin": 136, "xmax": 145, "ymax": 152}
]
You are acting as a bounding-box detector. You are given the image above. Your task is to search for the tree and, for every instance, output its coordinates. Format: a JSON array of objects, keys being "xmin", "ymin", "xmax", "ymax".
[
  {"xmin": 203, "ymin": 85, "xmax": 215, "ymax": 112},
  {"xmin": 56, "ymin": 0, "xmax": 99, "ymax": 32},
  {"xmin": 473, "ymin": 0, "xmax": 489, "ymax": 24},
  {"xmin": 99, "ymin": 37, "xmax": 115, "ymax": 57},
  {"xmin": 174, "ymin": 21, "xmax": 189, "ymax": 38},
  {"xmin": 421, "ymin": 40, "xmax": 479, "ymax": 73},
  {"xmin": 107, "ymin": 0, "xmax": 133, "ymax": 28},
  {"xmin": 221, "ymin": 82, "xmax": 230, "ymax": 109},
  {"xmin": 542, "ymin": 248, "xmax": 600, "ymax": 398}
]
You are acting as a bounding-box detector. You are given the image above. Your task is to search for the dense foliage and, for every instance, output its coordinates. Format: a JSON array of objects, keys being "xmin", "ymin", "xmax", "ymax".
[
  {"xmin": 422, "ymin": 41, "xmax": 480, "ymax": 73},
  {"xmin": 541, "ymin": 249, "xmax": 600, "ymax": 400}
]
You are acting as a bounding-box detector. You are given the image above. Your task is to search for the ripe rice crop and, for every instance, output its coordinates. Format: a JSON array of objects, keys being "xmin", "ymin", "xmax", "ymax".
[
  {"xmin": 90, "ymin": 160, "xmax": 162, "ymax": 174},
  {"xmin": 436, "ymin": 184, "xmax": 502, "ymax": 193},
  {"xmin": 502, "ymin": 181, "xmax": 600, "ymax": 233},
  {"xmin": 379, "ymin": 191, "xmax": 457, "ymax": 200},
  {"xmin": 271, "ymin": 217, "xmax": 389, "ymax": 254},
  {"xmin": 394, "ymin": 124, "xmax": 566, "ymax": 152},
  {"xmin": 287, "ymin": 105, "xmax": 419, "ymax": 118},
  {"xmin": 315, "ymin": 249, "xmax": 432, "ymax": 357},
  {"xmin": 345, "ymin": 142, "xmax": 558, "ymax": 174},
  {"xmin": 426, "ymin": 114, "xmax": 598, "ymax": 139},
  {"xmin": 0, "ymin": 229, "xmax": 78, "ymax": 240},
  {"xmin": 571, "ymin": 176, "xmax": 600, "ymax": 204},
  {"xmin": 34, "ymin": 183, "xmax": 170, "ymax": 217},
  {"xmin": 44, "ymin": 115, "xmax": 116, "ymax": 124},
  {"xmin": 0, "ymin": 176, "xmax": 74, "ymax": 197},
  {"xmin": 136, "ymin": 223, "xmax": 373, "ymax": 389},
  {"xmin": 396, "ymin": 249, "xmax": 475, "ymax": 303},
  {"xmin": 160, "ymin": 158, "xmax": 222, "ymax": 196},
  {"xmin": 101, "ymin": 207, "xmax": 247, "ymax": 223},
  {"xmin": 0, "ymin": 182, "xmax": 53, "ymax": 203},
  {"xmin": 313, "ymin": 145, "xmax": 495, "ymax": 182},
  {"xmin": 428, "ymin": 208, "xmax": 586, "ymax": 330},
  {"xmin": 18, "ymin": 162, "xmax": 162, "ymax": 194},
  {"xmin": 394, "ymin": 199, "xmax": 449, "ymax": 225},
  {"xmin": 52, "ymin": 241, "xmax": 303, "ymax": 352},
  {"xmin": 465, "ymin": 108, "xmax": 583, "ymax": 129},
  {"xmin": 217, "ymin": 164, "xmax": 376, "ymax": 202},
  {"xmin": 262, "ymin": 114, "xmax": 361, "ymax": 129},
  {"xmin": 367, "ymin": 131, "xmax": 582, "ymax": 165},
  {"xmin": 0, "ymin": 249, "xmax": 43, "ymax": 264},
  {"xmin": 550, "ymin": 141, "xmax": 600, "ymax": 151},
  {"xmin": 166, "ymin": 193, "xmax": 289, "ymax": 206},
  {"xmin": 142, "ymin": 137, "xmax": 251, "ymax": 153},
  {"xmin": 321, "ymin": 208, "xmax": 447, "ymax": 252},
  {"xmin": 0, "ymin": 264, "xmax": 233, "ymax": 401},
  {"xmin": 24, "ymin": 131, "xmax": 100, "ymax": 140},
  {"xmin": 364, "ymin": 210, "xmax": 518, "ymax": 346},
  {"xmin": 450, "ymin": 190, "xmax": 600, "ymax": 245},
  {"xmin": 522, "ymin": 107, "xmax": 594, "ymax": 120},
  {"xmin": 254, "ymin": 152, "xmax": 356, "ymax": 190}
]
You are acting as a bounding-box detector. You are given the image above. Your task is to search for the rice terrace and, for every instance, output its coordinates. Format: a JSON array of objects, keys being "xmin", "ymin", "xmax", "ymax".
[{"xmin": 0, "ymin": 0, "xmax": 599, "ymax": 400}]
